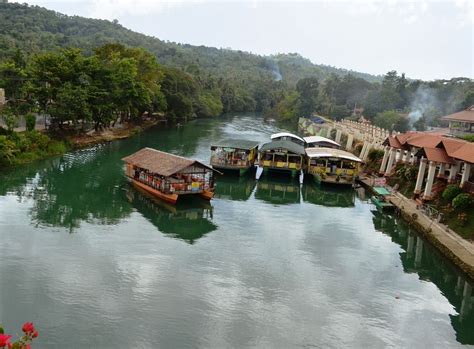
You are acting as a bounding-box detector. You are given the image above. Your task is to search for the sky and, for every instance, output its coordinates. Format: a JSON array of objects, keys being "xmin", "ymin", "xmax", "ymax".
[{"xmin": 14, "ymin": 0, "xmax": 474, "ymax": 80}]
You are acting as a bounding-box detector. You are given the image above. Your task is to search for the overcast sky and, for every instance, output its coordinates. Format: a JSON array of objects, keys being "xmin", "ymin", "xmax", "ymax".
[{"xmin": 16, "ymin": 0, "xmax": 474, "ymax": 80}]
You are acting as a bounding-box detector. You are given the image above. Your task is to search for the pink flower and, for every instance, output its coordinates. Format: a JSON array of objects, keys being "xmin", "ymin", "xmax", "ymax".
[
  {"xmin": 0, "ymin": 334, "xmax": 12, "ymax": 348},
  {"xmin": 21, "ymin": 322, "xmax": 35, "ymax": 334}
]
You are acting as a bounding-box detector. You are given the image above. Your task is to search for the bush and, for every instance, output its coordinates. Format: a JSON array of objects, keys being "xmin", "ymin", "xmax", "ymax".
[
  {"xmin": 25, "ymin": 113, "xmax": 36, "ymax": 132},
  {"xmin": 452, "ymin": 193, "xmax": 473, "ymax": 210},
  {"xmin": 442, "ymin": 184, "xmax": 463, "ymax": 202},
  {"xmin": 462, "ymin": 134, "xmax": 474, "ymax": 142},
  {"xmin": 367, "ymin": 148, "xmax": 384, "ymax": 161}
]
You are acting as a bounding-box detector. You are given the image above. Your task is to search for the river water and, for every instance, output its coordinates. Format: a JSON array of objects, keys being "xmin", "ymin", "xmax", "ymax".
[{"xmin": 0, "ymin": 114, "xmax": 473, "ymax": 348}]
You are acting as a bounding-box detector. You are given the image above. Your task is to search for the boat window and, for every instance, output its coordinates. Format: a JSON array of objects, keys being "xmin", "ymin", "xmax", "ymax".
[{"xmin": 274, "ymin": 154, "xmax": 287, "ymax": 162}]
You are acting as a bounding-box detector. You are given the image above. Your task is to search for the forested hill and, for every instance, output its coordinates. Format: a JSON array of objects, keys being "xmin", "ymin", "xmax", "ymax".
[{"xmin": 0, "ymin": 2, "xmax": 380, "ymax": 84}]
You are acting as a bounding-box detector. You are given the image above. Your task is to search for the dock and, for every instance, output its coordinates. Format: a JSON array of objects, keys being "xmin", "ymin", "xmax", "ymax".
[{"xmin": 359, "ymin": 176, "xmax": 474, "ymax": 279}]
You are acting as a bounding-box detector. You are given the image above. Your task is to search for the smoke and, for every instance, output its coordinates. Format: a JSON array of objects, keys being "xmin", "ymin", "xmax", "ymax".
[
  {"xmin": 266, "ymin": 59, "xmax": 282, "ymax": 81},
  {"xmin": 408, "ymin": 85, "xmax": 439, "ymax": 129}
]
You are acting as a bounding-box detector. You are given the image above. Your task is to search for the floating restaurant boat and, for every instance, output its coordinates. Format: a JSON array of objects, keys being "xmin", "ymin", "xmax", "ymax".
[
  {"xmin": 258, "ymin": 139, "xmax": 306, "ymax": 177},
  {"xmin": 210, "ymin": 139, "xmax": 260, "ymax": 175},
  {"xmin": 305, "ymin": 147, "xmax": 361, "ymax": 185},
  {"xmin": 303, "ymin": 135, "xmax": 341, "ymax": 149},
  {"xmin": 122, "ymin": 147, "xmax": 216, "ymax": 204}
]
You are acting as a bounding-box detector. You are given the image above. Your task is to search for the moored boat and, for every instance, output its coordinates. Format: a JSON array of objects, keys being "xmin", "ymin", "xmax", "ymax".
[
  {"xmin": 306, "ymin": 147, "xmax": 361, "ymax": 185},
  {"xmin": 210, "ymin": 139, "xmax": 260, "ymax": 175},
  {"xmin": 258, "ymin": 139, "xmax": 306, "ymax": 177},
  {"xmin": 122, "ymin": 147, "xmax": 216, "ymax": 204},
  {"xmin": 370, "ymin": 186, "xmax": 395, "ymax": 212}
]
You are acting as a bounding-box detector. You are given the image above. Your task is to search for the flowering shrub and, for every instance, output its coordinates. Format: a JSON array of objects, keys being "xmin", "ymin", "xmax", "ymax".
[{"xmin": 0, "ymin": 322, "xmax": 38, "ymax": 349}]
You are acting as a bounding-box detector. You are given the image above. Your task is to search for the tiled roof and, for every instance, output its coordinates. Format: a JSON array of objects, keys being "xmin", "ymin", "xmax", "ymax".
[
  {"xmin": 122, "ymin": 148, "xmax": 212, "ymax": 176},
  {"xmin": 450, "ymin": 144, "xmax": 474, "ymax": 163},
  {"xmin": 423, "ymin": 147, "xmax": 455, "ymax": 165},
  {"xmin": 384, "ymin": 131, "xmax": 474, "ymax": 164},
  {"xmin": 441, "ymin": 105, "xmax": 474, "ymax": 123}
]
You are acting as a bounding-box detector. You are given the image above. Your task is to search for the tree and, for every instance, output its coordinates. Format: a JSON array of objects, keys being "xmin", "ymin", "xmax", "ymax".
[
  {"xmin": 373, "ymin": 110, "xmax": 409, "ymax": 132},
  {"xmin": 296, "ymin": 77, "xmax": 319, "ymax": 116}
]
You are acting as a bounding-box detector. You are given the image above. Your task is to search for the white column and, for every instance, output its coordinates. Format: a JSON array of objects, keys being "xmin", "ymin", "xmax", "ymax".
[
  {"xmin": 335, "ymin": 129, "xmax": 342, "ymax": 143},
  {"xmin": 363, "ymin": 143, "xmax": 373, "ymax": 161},
  {"xmin": 448, "ymin": 161, "xmax": 460, "ymax": 183},
  {"xmin": 460, "ymin": 162, "xmax": 472, "ymax": 188},
  {"xmin": 346, "ymin": 134, "xmax": 354, "ymax": 151},
  {"xmin": 379, "ymin": 146, "xmax": 390, "ymax": 174},
  {"xmin": 360, "ymin": 142, "xmax": 367, "ymax": 159},
  {"xmin": 437, "ymin": 163, "xmax": 446, "ymax": 178},
  {"xmin": 402, "ymin": 150, "xmax": 408, "ymax": 163},
  {"xmin": 414, "ymin": 158, "xmax": 427, "ymax": 194},
  {"xmin": 423, "ymin": 161, "xmax": 437, "ymax": 200},
  {"xmin": 395, "ymin": 149, "xmax": 403, "ymax": 163},
  {"xmin": 326, "ymin": 127, "xmax": 333, "ymax": 139},
  {"xmin": 384, "ymin": 147, "xmax": 396, "ymax": 176}
]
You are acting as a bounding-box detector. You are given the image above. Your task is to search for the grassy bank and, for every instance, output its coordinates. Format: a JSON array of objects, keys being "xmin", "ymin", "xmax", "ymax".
[
  {"xmin": 0, "ymin": 119, "xmax": 165, "ymax": 169},
  {"xmin": 0, "ymin": 130, "xmax": 68, "ymax": 166}
]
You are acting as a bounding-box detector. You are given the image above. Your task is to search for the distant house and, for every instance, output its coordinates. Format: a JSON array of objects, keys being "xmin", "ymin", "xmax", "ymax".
[{"xmin": 441, "ymin": 105, "xmax": 474, "ymax": 137}]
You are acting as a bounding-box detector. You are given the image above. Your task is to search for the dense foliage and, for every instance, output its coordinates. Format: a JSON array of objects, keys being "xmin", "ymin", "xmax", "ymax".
[
  {"xmin": 0, "ymin": 1, "xmax": 473, "ymax": 134},
  {"xmin": 271, "ymin": 71, "xmax": 473, "ymax": 131}
]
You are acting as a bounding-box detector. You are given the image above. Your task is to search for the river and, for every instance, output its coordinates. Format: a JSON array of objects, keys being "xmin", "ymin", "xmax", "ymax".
[{"xmin": 0, "ymin": 114, "xmax": 473, "ymax": 348}]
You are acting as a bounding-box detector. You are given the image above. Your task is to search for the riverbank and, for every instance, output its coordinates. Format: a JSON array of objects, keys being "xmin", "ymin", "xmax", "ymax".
[
  {"xmin": 359, "ymin": 176, "xmax": 474, "ymax": 280},
  {"xmin": 66, "ymin": 119, "xmax": 166, "ymax": 149},
  {"xmin": 0, "ymin": 119, "xmax": 166, "ymax": 168}
]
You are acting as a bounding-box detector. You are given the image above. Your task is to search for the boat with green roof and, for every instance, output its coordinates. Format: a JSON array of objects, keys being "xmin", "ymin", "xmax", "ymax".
[{"xmin": 210, "ymin": 139, "xmax": 260, "ymax": 175}]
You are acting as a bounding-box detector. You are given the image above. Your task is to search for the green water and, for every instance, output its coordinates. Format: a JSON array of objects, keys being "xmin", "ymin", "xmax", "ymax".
[{"xmin": 0, "ymin": 114, "xmax": 472, "ymax": 348}]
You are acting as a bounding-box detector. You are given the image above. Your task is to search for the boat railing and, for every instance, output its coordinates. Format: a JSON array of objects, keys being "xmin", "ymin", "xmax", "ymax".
[
  {"xmin": 260, "ymin": 160, "xmax": 302, "ymax": 170},
  {"xmin": 210, "ymin": 156, "xmax": 251, "ymax": 167}
]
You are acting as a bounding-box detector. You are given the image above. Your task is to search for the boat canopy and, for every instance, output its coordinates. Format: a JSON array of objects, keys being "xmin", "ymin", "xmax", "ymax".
[
  {"xmin": 260, "ymin": 140, "xmax": 306, "ymax": 155},
  {"xmin": 373, "ymin": 187, "xmax": 391, "ymax": 196},
  {"xmin": 270, "ymin": 132, "xmax": 305, "ymax": 144},
  {"xmin": 122, "ymin": 147, "xmax": 214, "ymax": 176},
  {"xmin": 211, "ymin": 139, "xmax": 260, "ymax": 150},
  {"xmin": 305, "ymin": 147, "xmax": 362, "ymax": 162},
  {"xmin": 303, "ymin": 136, "xmax": 340, "ymax": 148}
]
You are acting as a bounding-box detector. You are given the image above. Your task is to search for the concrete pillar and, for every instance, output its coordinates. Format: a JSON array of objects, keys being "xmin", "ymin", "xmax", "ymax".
[
  {"xmin": 335, "ymin": 129, "xmax": 342, "ymax": 143},
  {"xmin": 423, "ymin": 161, "xmax": 437, "ymax": 200},
  {"xmin": 363, "ymin": 143, "xmax": 373, "ymax": 161},
  {"xmin": 396, "ymin": 149, "xmax": 403, "ymax": 163},
  {"xmin": 460, "ymin": 162, "xmax": 472, "ymax": 188},
  {"xmin": 379, "ymin": 146, "xmax": 390, "ymax": 174},
  {"xmin": 414, "ymin": 158, "xmax": 427, "ymax": 194},
  {"xmin": 437, "ymin": 163, "xmax": 446, "ymax": 178},
  {"xmin": 384, "ymin": 147, "xmax": 396, "ymax": 176},
  {"xmin": 448, "ymin": 161, "xmax": 460, "ymax": 183},
  {"xmin": 346, "ymin": 134, "xmax": 354, "ymax": 151},
  {"xmin": 326, "ymin": 127, "xmax": 332, "ymax": 139},
  {"xmin": 360, "ymin": 142, "xmax": 367, "ymax": 160}
]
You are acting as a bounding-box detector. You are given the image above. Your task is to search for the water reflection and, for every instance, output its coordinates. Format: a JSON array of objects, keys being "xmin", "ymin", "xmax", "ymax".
[
  {"xmin": 302, "ymin": 184, "xmax": 355, "ymax": 207},
  {"xmin": 255, "ymin": 177, "xmax": 300, "ymax": 205},
  {"xmin": 372, "ymin": 210, "xmax": 474, "ymax": 344},
  {"xmin": 126, "ymin": 185, "xmax": 217, "ymax": 244},
  {"xmin": 214, "ymin": 175, "xmax": 256, "ymax": 201}
]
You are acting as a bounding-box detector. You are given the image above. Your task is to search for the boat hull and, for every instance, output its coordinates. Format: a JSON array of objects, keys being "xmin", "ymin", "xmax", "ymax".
[
  {"xmin": 131, "ymin": 179, "xmax": 179, "ymax": 204},
  {"xmin": 311, "ymin": 173, "xmax": 354, "ymax": 186},
  {"xmin": 212, "ymin": 165, "xmax": 252, "ymax": 176},
  {"xmin": 199, "ymin": 190, "xmax": 214, "ymax": 201}
]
